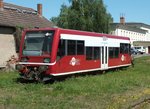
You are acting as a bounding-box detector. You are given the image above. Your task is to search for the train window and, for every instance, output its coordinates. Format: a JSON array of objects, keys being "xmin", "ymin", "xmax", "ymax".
[
  {"xmin": 109, "ymin": 47, "xmax": 114, "ymax": 58},
  {"xmin": 105, "ymin": 47, "xmax": 108, "ymax": 63},
  {"xmin": 94, "ymin": 47, "xmax": 100, "ymax": 60},
  {"xmin": 120, "ymin": 44, "xmax": 124, "ymax": 53},
  {"xmin": 58, "ymin": 40, "xmax": 85, "ymax": 58},
  {"xmin": 86, "ymin": 47, "xmax": 93, "ymax": 60},
  {"xmin": 114, "ymin": 48, "xmax": 119, "ymax": 58},
  {"xmin": 77, "ymin": 41, "xmax": 84, "ymax": 55},
  {"xmin": 57, "ymin": 40, "xmax": 66, "ymax": 60},
  {"xmin": 68, "ymin": 40, "xmax": 76, "ymax": 55},
  {"xmin": 109, "ymin": 47, "xmax": 119, "ymax": 58},
  {"xmin": 120, "ymin": 43, "xmax": 130, "ymax": 54},
  {"xmin": 102, "ymin": 47, "xmax": 104, "ymax": 64}
]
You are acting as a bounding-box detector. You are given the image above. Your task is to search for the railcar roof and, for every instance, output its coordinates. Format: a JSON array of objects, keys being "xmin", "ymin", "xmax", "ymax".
[{"xmin": 24, "ymin": 28, "xmax": 130, "ymax": 40}]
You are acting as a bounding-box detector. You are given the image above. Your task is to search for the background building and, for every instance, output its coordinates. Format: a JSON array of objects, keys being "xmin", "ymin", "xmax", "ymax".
[
  {"xmin": 0, "ymin": 0, "xmax": 54, "ymax": 68},
  {"xmin": 110, "ymin": 16, "xmax": 150, "ymax": 54}
]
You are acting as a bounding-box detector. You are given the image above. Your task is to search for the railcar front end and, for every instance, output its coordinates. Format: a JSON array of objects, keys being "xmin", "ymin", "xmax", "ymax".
[{"xmin": 16, "ymin": 29, "xmax": 57, "ymax": 81}]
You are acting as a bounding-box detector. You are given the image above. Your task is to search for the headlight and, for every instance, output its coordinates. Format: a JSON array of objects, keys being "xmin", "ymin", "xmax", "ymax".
[{"xmin": 43, "ymin": 58, "xmax": 50, "ymax": 63}]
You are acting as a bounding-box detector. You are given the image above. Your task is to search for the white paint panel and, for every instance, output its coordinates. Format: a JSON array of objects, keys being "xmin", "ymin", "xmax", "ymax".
[
  {"xmin": 85, "ymin": 36, "xmax": 103, "ymax": 46},
  {"xmin": 18, "ymin": 61, "xmax": 56, "ymax": 66},
  {"xmin": 61, "ymin": 34, "xmax": 89, "ymax": 41},
  {"xmin": 60, "ymin": 34, "xmax": 130, "ymax": 47}
]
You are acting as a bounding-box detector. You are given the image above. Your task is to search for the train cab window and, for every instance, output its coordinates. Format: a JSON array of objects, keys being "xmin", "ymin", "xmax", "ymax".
[
  {"xmin": 77, "ymin": 41, "xmax": 84, "ymax": 55},
  {"xmin": 68, "ymin": 40, "xmax": 76, "ymax": 55}
]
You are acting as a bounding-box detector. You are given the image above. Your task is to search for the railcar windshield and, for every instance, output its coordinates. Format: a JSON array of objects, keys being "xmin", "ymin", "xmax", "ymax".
[{"xmin": 23, "ymin": 30, "xmax": 55, "ymax": 56}]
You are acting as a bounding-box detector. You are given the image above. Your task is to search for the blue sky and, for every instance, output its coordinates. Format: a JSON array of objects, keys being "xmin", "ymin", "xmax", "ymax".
[{"xmin": 4, "ymin": 0, "xmax": 150, "ymax": 24}]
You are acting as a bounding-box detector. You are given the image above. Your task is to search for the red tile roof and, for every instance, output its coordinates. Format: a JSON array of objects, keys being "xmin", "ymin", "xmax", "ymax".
[{"xmin": 0, "ymin": 2, "xmax": 54, "ymax": 28}]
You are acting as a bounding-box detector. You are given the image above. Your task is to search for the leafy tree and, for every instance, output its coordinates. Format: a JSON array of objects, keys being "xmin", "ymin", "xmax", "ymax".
[
  {"xmin": 51, "ymin": 4, "xmax": 69, "ymax": 28},
  {"xmin": 50, "ymin": 0, "xmax": 113, "ymax": 33}
]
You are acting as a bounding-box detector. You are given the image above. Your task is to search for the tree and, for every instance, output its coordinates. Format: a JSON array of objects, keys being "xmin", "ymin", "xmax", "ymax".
[
  {"xmin": 51, "ymin": 4, "xmax": 69, "ymax": 28},
  {"xmin": 50, "ymin": 0, "xmax": 113, "ymax": 33}
]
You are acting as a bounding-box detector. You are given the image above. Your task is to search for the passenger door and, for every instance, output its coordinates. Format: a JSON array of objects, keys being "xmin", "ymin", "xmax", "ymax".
[{"xmin": 101, "ymin": 37, "xmax": 108, "ymax": 69}]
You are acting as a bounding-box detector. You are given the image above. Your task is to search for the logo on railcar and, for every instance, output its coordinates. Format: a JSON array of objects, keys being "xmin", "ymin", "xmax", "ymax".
[
  {"xmin": 121, "ymin": 55, "xmax": 126, "ymax": 61},
  {"xmin": 103, "ymin": 36, "xmax": 108, "ymax": 41},
  {"xmin": 70, "ymin": 57, "xmax": 80, "ymax": 66}
]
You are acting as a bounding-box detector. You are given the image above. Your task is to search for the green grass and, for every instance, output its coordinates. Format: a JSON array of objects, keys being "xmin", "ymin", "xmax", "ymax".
[{"xmin": 0, "ymin": 56, "xmax": 150, "ymax": 109}]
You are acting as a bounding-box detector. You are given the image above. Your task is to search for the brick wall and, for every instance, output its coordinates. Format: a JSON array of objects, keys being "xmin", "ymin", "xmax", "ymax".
[{"xmin": 0, "ymin": 34, "xmax": 17, "ymax": 67}]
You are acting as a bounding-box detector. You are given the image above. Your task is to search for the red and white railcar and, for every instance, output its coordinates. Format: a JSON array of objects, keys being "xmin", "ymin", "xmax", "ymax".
[{"xmin": 16, "ymin": 28, "xmax": 131, "ymax": 81}]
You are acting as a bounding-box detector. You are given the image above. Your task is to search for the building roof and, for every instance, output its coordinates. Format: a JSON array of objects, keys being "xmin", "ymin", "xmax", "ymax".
[
  {"xmin": 124, "ymin": 22, "xmax": 150, "ymax": 29},
  {"xmin": 0, "ymin": 2, "xmax": 54, "ymax": 28},
  {"xmin": 111, "ymin": 23, "xmax": 147, "ymax": 34}
]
